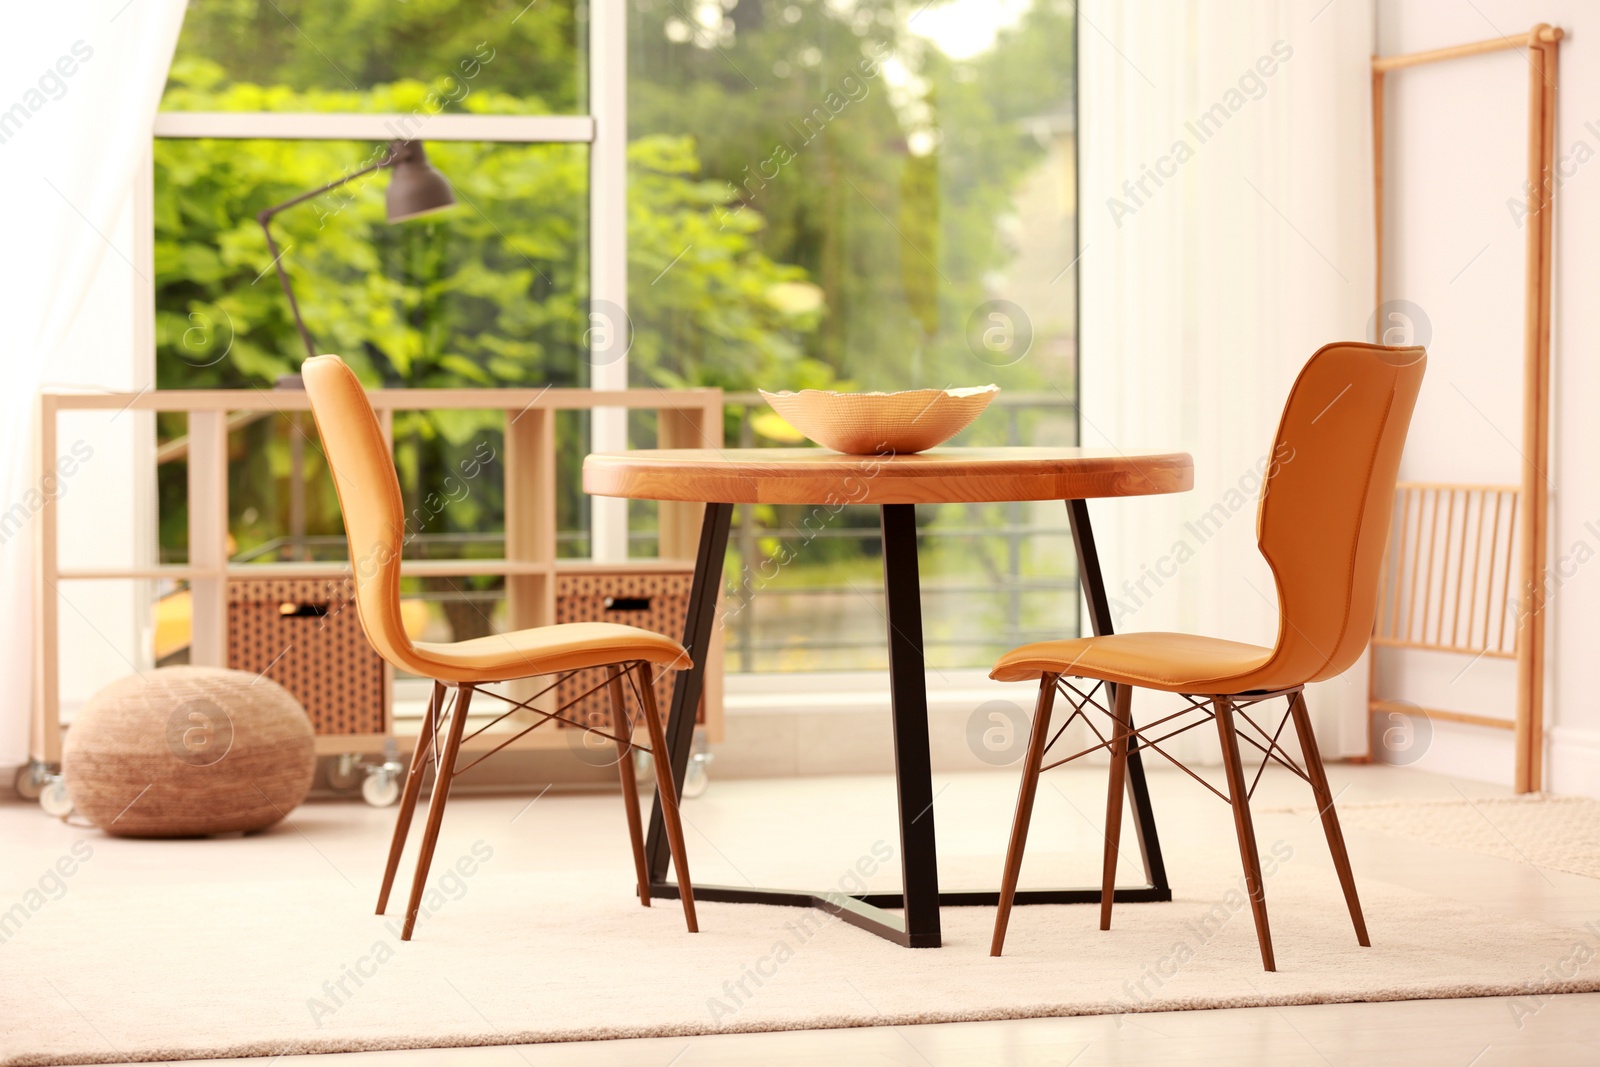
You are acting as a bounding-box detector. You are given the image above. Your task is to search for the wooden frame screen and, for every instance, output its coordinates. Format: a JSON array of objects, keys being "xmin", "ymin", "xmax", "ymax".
[{"xmin": 1370, "ymin": 23, "xmax": 1562, "ymax": 792}]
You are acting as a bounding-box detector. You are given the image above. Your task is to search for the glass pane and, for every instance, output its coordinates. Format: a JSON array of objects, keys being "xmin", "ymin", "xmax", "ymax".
[
  {"xmin": 155, "ymin": 409, "xmax": 510, "ymax": 571},
  {"xmin": 154, "ymin": 138, "xmax": 589, "ymax": 390},
  {"xmin": 155, "ymin": 411, "xmax": 190, "ymax": 566},
  {"xmin": 162, "ymin": 1, "xmax": 585, "ymax": 115},
  {"xmin": 395, "ymin": 580, "xmax": 509, "ymax": 657},
  {"xmin": 554, "ymin": 410, "xmax": 593, "ymax": 559},
  {"xmin": 223, "ymin": 411, "xmax": 346, "ymax": 564},
  {"xmin": 630, "ymin": 0, "xmax": 1079, "ymax": 671}
]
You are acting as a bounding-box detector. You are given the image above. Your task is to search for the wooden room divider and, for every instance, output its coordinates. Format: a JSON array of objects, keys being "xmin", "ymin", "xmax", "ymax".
[{"xmin": 1369, "ymin": 24, "xmax": 1562, "ymax": 793}]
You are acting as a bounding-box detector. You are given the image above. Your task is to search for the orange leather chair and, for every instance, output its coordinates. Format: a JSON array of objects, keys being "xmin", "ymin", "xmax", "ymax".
[
  {"xmin": 302, "ymin": 354, "xmax": 699, "ymax": 940},
  {"xmin": 989, "ymin": 342, "xmax": 1426, "ymax": 970}
]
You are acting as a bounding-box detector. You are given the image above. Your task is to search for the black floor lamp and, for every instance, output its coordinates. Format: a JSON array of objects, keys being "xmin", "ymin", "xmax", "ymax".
[{"xmin": 258, "ymin": 139, "xmax": 455, "ymax": 380}]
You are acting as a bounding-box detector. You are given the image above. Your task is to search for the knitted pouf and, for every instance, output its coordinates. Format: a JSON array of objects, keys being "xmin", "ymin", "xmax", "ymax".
[{"xmin": 63, "ymin": 666, "xmax": 316, "ymax": 838}]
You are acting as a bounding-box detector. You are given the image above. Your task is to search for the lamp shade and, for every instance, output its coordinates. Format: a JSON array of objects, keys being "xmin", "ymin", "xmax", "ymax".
[{"xmin": 385, "ymin": 140, "xmax": 455, "ymax": 223}]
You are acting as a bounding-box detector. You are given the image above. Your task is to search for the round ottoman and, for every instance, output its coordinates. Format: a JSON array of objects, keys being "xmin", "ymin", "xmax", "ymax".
[{"xmin": 63, "ymin": 666, "xmax": 316, "ymax": 838}]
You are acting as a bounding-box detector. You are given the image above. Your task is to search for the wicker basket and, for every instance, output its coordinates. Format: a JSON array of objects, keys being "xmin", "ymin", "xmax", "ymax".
[
  {"xmin": 555, "ymin": 570, "xmax": 702, "ymax": 730},
  {"xmin": 228, "ymin": 577, "xmax": 386, "ymax": 736}
]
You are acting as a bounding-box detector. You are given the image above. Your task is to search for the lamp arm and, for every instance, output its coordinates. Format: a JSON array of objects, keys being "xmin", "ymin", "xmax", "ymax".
[
  {"xmin": 255, "ymin": 155, "xmax": 391, "ymax": 362},
  {"xmin": 259, "ymin": 219, "xmax": 317, "ymax": 361},
  {"xmin": 256, "ymin": 155, "xmax": 389, "ymax": 226}
]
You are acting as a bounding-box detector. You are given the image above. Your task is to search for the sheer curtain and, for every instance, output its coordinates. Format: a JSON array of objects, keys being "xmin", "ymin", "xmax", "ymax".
[
  {"xmin": 0, "ymin": 2, "xmax": 187, "ymax": 765},
  {"xmin": 1077, "ymin": 0, "xmax": 1377, "ymax": 758}
]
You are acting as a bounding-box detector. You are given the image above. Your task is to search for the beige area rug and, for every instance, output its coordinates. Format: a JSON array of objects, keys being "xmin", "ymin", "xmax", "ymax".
[
  {"xmin": 6, "ymin": 850, "xmax": 1600, "ymax": 1065},
  {"xmin": 1317, "ymin": 795, "xmax": 1600, "ymax": 881}
]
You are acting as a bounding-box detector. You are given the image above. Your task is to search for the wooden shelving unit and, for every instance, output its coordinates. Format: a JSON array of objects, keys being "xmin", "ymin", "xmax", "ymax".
[{"xmin": 33, "ymin": 386, "xmax": 724, "ymax": 763}]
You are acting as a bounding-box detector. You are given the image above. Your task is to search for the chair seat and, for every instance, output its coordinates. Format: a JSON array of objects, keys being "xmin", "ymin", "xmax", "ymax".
[
  {"xmin": 410, "ymin": 622, "xmax": 689, "ymax": 683},
  {"xmin": 990, "ymin": 631, "xmax": 1274, "ymax": 693}
]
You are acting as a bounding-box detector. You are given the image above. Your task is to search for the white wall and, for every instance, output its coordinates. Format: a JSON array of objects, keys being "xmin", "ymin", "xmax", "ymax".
[{"xmin": 1376, "ymin": 4, "xmax": 1600, "ymax": 794}]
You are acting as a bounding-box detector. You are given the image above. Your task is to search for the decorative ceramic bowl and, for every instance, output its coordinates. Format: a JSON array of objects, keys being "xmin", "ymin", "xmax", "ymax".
[{"xmin": 758, "ymin": 385, "xmax": 999, "ymax": 455}]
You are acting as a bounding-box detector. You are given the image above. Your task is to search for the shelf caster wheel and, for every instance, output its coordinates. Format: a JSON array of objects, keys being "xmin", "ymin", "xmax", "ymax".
[
  {"xmin": 682, "ymin": 749, "xmax": 712, "ymax": 799},
  {"xmin": 633, "ymin": 735, "xmax": 712, "ymax": 799},
  {"xmin": 40, "ymin": 778, "xmax": 74, "ymax": 819},
  {"xmin": 14, "ymin": 762, "xmax": 52, "ymax": 801},
  {"xmin": 326, "ymin": 753, "xmax": 364, "ymax": 792},
  {"xmin": 361, "ymin": 763, "xmax": 402, "ymax": 807}
]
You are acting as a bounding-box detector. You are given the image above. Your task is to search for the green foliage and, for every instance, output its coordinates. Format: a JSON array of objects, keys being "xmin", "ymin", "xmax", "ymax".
[
  {"xmin": 156, "ymin": 67, "xmax": 813, "ymax": 395},
  {"xmin": 626, "ymin": 134, "xmax": 829, "ymax": 391},
  {"xmin": 629, "ymin": 0, "xmax": 1078, "ymax": 395},
  {"xmin": 166, "ymin": 0, "xmax": 581, "ymax": 112}
]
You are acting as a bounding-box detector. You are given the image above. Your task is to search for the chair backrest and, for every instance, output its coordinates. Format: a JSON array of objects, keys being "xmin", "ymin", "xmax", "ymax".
[
  {"xmin": 301, "ymin": 355, "xmax": 420, "ymax": 674},
  {"xmin": 1253, "ymin": 341, "xmax": 1426, "ymax": 688}
]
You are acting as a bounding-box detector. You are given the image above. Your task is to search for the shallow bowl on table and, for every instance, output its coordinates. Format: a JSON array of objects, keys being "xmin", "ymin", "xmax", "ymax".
[{"xmin": 758, "ymin": 385, "xmax": 999, "ymax": 455}]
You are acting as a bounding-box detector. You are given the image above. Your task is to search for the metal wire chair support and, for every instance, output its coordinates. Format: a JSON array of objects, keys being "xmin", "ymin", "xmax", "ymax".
[
  {"xmin": 409, "ymin": 662, "xmax": 660, "ymax": 780},
  {"xmin": 1036, "ymin": 679, "xmax": 1311, "ymax": 806}
]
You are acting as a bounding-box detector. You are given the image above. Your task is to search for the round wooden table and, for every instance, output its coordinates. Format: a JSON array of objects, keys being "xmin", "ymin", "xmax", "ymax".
[
  {"xmin": 584, "ymin": 446, "xmax": 1192, "ymax": 504},
  {"xmin": 583, "ymin": 446, "xmax": 1193, "ymax": 948}
]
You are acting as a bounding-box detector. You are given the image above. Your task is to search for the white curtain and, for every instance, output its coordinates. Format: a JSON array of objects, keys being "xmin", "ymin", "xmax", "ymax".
[
  {"xmin": 1078, "ymin": 0, "xmax": 1377, "ymax": 759},
  {"xmin": 0, "ymin": 2, "xmax": 188, "ymax": 766}
]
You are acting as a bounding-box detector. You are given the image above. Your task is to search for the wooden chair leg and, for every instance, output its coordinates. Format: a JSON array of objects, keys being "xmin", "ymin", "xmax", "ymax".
[
  {"xmin": 1213, "ymin": 696, "xmax": 1275, "ymax": 971},
  {"xmin": 1289, "ymin": 690, "xmax": 1370, "ymax": 947},
  {"xmin": 636, "ymin": 662, "xmax": 699, "ymax": 933},
  {"xmin": 991, "ymin": 673, "xmax": 1059, "ymax": 957},
  {"xmin": 1100, "ymin": 683, "xmax": 1133, "ymax": 931},
  {"xmin": 607, "ymin": 666, "xmax": 651, "ymax": 908},
  {"xmin": 377, "ymin": 679, "xmax": 444, "ymax": 915},
  {"xmin": 401, "ymin": 683, "xmax": 473, "ymax": 941}
]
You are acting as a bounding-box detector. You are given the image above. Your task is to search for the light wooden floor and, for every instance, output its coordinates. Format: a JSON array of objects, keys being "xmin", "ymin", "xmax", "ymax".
[{"xmin": 18, "ymin": 762, "xmax": 1598, "ymax": 1067}]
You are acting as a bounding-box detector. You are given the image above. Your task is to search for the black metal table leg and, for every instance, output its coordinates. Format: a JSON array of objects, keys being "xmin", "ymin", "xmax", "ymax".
[
  {"xmin": 645, "ymin": 501, "xmax": 733, "ymax": 883},
  {"xmin": 879, "ymin": 503, "xmax": 942, "ymax": 947},
  {"xmin": 1067, "ymin": 498, "xmax": 1170, "ymax": 896}
]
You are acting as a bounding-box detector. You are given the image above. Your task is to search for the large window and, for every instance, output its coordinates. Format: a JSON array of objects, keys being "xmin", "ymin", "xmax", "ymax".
[
  {"xmin": 629, "ymin": 0, "xmax": 1081, "ymax": 670},
  {"xmin": 153, "ymin": 0, "xmax": 1079, "ymax": 672}
]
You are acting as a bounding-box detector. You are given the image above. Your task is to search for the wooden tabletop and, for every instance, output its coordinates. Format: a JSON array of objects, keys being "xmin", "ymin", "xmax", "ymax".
[{"xmin": 583, "ymin": 447, "xmax": 1193, "ymax": 505}]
